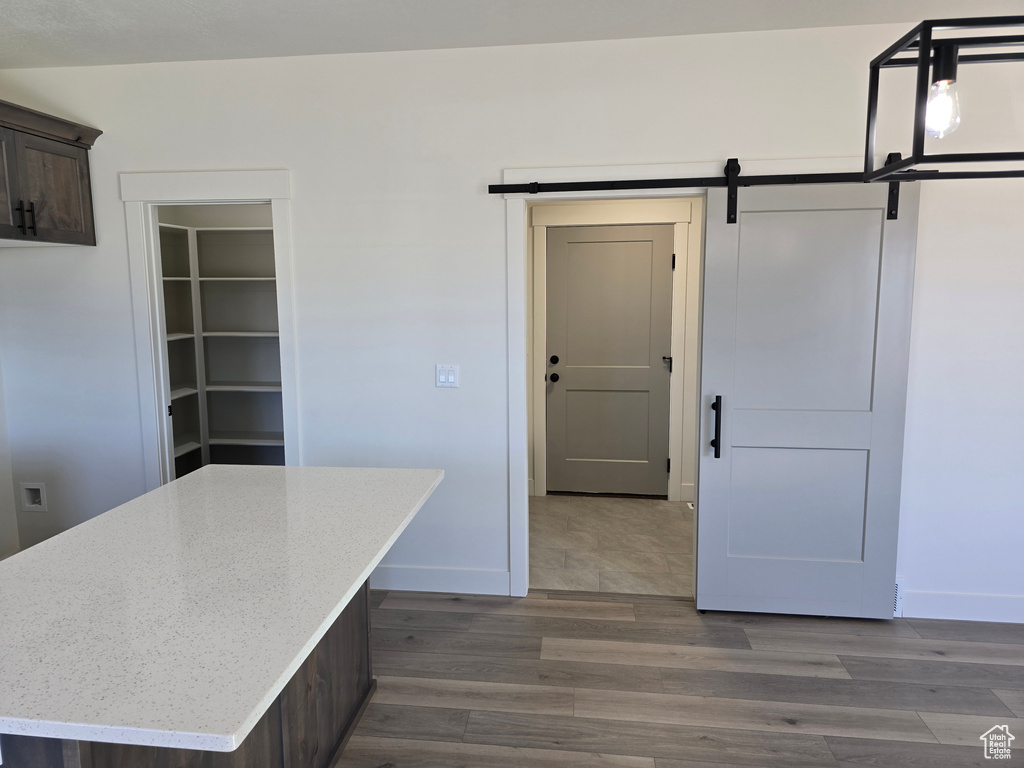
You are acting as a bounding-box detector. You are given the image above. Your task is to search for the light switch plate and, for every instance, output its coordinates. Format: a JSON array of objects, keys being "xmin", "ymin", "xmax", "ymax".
[{"xmin": 436, "ymin": 364, "xmax": 459, "ymax": 388}]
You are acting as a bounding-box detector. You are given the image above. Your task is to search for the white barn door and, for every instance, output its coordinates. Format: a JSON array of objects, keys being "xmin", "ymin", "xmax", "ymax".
[{"xmin": 697, "ymin": 183, "xmax": 919, "ymax": 619}]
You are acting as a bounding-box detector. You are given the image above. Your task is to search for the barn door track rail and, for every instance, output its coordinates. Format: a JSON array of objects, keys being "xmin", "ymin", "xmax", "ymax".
[{"xmin": 488, "ymin": 15, "xmax": 1024, "ymax": 223}]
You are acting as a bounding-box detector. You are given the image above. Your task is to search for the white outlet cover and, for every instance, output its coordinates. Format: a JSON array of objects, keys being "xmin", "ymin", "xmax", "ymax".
[{"xmin": 20, "ymin": 482, "xmax": 48, "ymax": 512}]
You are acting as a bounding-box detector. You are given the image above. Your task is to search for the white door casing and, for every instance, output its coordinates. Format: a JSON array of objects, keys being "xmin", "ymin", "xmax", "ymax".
[
  {"xmin": 121, "ymin": 170, "xmax": 299, "ymax": 489},
  {"xmin": 506, "ymin": 157, "xmax": 867, "ymax": 597}
]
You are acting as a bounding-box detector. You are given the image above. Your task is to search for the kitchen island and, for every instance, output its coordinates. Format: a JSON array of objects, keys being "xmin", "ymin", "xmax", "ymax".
[{"xmin": 0, "ymin": 465, "xmax": 443, "ymax": 768}]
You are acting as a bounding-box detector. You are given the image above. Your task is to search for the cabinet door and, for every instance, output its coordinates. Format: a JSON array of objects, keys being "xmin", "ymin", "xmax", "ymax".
[
  {"xmin": 0, "ymin": 127, "xmax": 23, "ymax": 240},
  {"xmin": 14, "ymin": 132, "xmax": 95, "ymax": 245}
]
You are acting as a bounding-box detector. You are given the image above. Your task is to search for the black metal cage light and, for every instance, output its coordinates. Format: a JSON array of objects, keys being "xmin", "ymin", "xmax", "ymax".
[{"xmin": 864, "ymin": 16, "xmax": 1024, "ymax": 183}]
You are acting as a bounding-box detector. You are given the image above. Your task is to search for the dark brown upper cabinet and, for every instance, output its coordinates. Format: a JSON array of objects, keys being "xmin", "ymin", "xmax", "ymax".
[
  {"xmin": 0, "ymin": 127, "xmax": 21, "ymax": 241},
  {"xmin": 0, "ymin": 100, "xmax": 101, "ymax": 246}
]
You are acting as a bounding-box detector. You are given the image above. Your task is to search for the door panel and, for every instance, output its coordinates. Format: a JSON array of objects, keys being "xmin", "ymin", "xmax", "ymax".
[
  {"xmin": 547, "ymin": 225, "xmax": 673, "ymax": 495},
  {"xmin": 727, "ymin": 447, "xmax": 868, "ymax": 561},
  {"xmin": 14, "ymin": 132, "xmax": 94, "ymax": 245},
  {"xmin": 565, "ymin": 390, "xmax": 650, "ymax": 461},
  {"xmin": 566, "ymin": 241, "xmax": 654, "ymax": 366},
  {"xmin": 0, "ymin": 127, "xmax": 21, "ymax": 240},
  {"xmin": 733, "ymin": 209, "xmax": 883, "ymax": 412},
  {"xmin": 697, "ymin": 184, "xmax": 919, "ymax": 618}
]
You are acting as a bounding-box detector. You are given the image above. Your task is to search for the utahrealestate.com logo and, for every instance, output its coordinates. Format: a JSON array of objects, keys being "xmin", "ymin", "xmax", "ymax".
[{"xmin": 980, "ymin": 725, "xmax": 1015, "ymax": 760}]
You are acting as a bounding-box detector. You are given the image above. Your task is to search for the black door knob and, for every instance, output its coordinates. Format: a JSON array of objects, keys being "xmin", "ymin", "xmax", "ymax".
[
  {"xmin": 549, "ymin": 372, "xmax": 560, "ymax": 383},
  {"xmin": 550, "ymin": 355, "xmax": 559, "ymax": 365}
]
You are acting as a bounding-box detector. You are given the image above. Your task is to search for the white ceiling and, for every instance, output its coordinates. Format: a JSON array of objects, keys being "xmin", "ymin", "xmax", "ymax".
[{"xmin": 2, "ymin": 0, "xmax": 1023, "ymax": 69}]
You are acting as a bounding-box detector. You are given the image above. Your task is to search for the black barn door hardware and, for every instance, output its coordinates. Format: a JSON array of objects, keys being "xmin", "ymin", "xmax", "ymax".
[
  {"xmin": 489, "ymin": 165, "xmax": 864, "ymax": 205},
  {"xmin": 488, "ymin": 16, "xmax": 1024, "ymax": 223},
  {"xmin": 710, "ymin": 396, "xmax": 722, "ymax": 459},
  {"xmin": 725, "ymin": 158, "xmax": 741, "ymax": 224},
  {"xmin": 886, "ymin": 153, "xmax": 903, "ymax": 220}
]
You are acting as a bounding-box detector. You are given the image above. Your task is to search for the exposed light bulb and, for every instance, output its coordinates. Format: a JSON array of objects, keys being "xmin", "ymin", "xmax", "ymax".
[{"xmin": 926, "ymin": 79, "xmax": 960, "ymax": 139}]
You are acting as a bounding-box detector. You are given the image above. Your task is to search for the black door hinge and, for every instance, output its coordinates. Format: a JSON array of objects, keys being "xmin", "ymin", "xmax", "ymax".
[
  {"xmin": 667, "ymin": 458, "xmax": 671, "ymax": 473},
  {"xmin": 167, "ymin": 405, "xmax": 172, "ymax": 417},
  {"xmin": 671, "ymin": 253, "xmax": 676, "ymax": 270}
]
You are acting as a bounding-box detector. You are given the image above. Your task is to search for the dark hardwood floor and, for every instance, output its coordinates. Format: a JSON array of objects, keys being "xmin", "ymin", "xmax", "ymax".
[{"xmin": 338, "ymin": 591, "xmax": 1024, "ymax": 767}]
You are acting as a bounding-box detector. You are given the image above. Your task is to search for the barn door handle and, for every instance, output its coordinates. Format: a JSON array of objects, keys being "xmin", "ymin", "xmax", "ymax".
[
  {"xmin": 662, "ymin": 356, "xmax": 672, "ymax": 373},
  {"xmin": 710, "ymin": 395, "xmax": 723, "ymax": 458},
  {"xmin": 26, "ymin": 201, "xmax": 37, "ymax": 236},
  {"xmin": 15, "ymin": 201, "xmax": 26, "ymax": 235}
]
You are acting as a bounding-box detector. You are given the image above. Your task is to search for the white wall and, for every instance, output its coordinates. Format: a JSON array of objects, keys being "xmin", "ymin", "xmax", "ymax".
[
  {"xmin": 0, "ymin": 23, "xmax": 1021, "ymax": 616},
  {"xmin": 0, "ymin": 350, "xmax": 19, "ymax": 559},
  {"xmin": 897, "ymin": 179, "xmax": 1024, "ymax": 622}
]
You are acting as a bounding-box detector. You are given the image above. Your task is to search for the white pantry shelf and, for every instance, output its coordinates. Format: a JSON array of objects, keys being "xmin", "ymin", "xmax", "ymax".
[
  {"xmin": 199, "ymin": 277, "xmax": 276, "ymax": 282},
  {"xmin": 203, "ymin": 331, "xmax": 279, "ymax": 338},
  {"xmin": 173, "ymin": 438, "xmax": 201, "ymax": 458},
  {"xmin": 194, "ymin": 226, "xmax": 274, "ymax": 232},
  {"xmin": 206, "ymin": 382, "xmax": 282, "ymax": 393},
  {"xmin": 209, "ymin": 431, "xmax": 285, "ymax": 447}
]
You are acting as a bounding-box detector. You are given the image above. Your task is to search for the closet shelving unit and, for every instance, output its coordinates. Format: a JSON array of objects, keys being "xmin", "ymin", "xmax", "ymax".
[{"xmin": 159, "ymin": 220, "xmax": 285, "ymax": 478}]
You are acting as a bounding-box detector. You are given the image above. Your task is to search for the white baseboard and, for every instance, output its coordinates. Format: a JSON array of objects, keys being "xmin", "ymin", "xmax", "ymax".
[
  {"xmin": 528, "ymin": 478, "xmax": 536, "ymax": 497},
  {"xmin": 680, "ymin": 482, "xmax": 694, "ymax": 503},
  {"xmin": 370, "ymin": 565, "xmax": 511, "ymax": 595},
  {"xmin": 902, "ymin": 590, "xmax": 1024, "ymax": 623}
]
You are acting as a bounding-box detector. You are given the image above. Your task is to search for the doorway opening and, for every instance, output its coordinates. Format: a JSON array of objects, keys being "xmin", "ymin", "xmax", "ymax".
[
  {"xmin": 526, "ymin": 198, "xmax": 704, "ymax": 599},
  {"xmin": 121, "ymin": 169, "xmax": 298, "ymax": 492},
  {"xmin": 155, "ymin": 203, "xmax": 285, "ymax": 481},
  {"xmin": 508, "ymin": 161, "xmax": 918, "ymax": 617}
]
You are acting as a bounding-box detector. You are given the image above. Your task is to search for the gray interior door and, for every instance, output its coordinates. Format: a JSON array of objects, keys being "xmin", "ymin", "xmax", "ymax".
[
  {"xmin": 697, "ymin": 184, "xmax": 919, "ymax": 619},
  {"xmin": 546, "ymin": 224, "xmax": 673, "ymax": 495}
]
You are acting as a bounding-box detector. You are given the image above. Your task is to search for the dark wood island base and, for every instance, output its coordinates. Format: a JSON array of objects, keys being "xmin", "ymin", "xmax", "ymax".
[{"xmin": 1, "ymin": 583, "xmax": 373, "ymax": 768}]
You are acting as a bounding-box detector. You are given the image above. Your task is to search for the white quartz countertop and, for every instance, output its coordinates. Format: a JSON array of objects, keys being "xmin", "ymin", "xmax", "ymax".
[{"xmin": 0, "ymin": 465, "xmax": 443, "ymax": 751}]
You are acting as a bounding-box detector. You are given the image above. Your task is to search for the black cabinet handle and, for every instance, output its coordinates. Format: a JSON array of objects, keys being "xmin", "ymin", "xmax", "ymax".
[
  {"xmin": 549, "ymin": 355, "xmax": 559, "ymax": 365},
  {"xmin": 15, "ymin": 201, "xmax": 26, "ymax": 235},
  {"xmin": 26, "ymin": 202, "xmax": 37, "ymax": 236},
  {"xmin": 662, "ymin": 355, "xmax": 673, "ymax": 373},
  {"xmin": 550, "ymin": 372, "xmax": 560, "ymax": 383},
  {"xmin": 710, "ymin": 395, "xmax": 723, "ymax": 459}
]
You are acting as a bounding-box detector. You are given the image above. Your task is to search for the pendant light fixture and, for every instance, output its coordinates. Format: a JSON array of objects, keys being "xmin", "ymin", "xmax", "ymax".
[
  {"xmin": 864, "ymin": 16, "xmax": 1024, "ymax": 182},
  {"xmin": 925, "ymin": 44, "xmax": 960, "ymax": 138}
]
